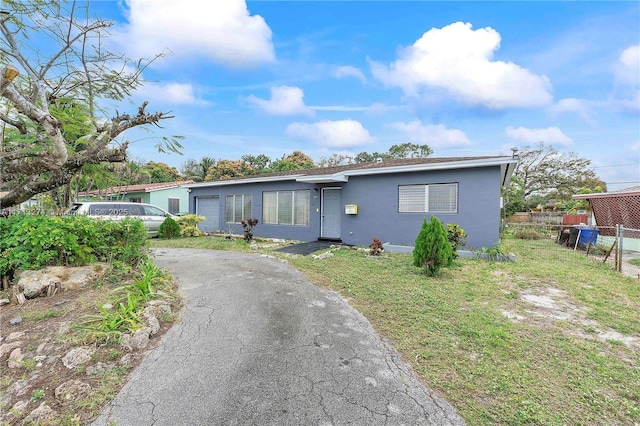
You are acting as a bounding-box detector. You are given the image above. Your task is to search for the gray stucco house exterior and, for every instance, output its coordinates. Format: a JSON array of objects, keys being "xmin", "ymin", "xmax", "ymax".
[{"xmin": 186, "ymin": 156, "xmax": 518, "ymax": 249}]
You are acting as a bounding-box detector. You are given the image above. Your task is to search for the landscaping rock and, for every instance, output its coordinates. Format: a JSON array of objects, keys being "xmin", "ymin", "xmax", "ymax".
[
  {"xmin": 86, "ymin": 362, "xmax": 115, "ymax": 376},
  {"xmin": 62, "ymin": 347, "xmax": 93, "ymax": 369},
  {"xmin": 46, "ymin": 264, "xmax": 106, "ymax": 291},
  {"xmin": 146, "ymin": 299, "xmax": 172, "ymax": 319},
  {"xmin": 145, "ymin": 314, "xmax": 160, "ymax": 336},
  {"xmin": 0, "ymin": 341, "xmax": 22, "ymax": 357},
  {"xmin": 0, "ymin": 298, "xmax": 10, "ymax": 306},
  {"xmin": 121, "ymin": 329, "xmax": 150, "ymax": 350},
  {"xmin": 9, "ymin": 317, "xmax": 22, "ymax": 325},
  {"xmin": 8, "ymin": 348, "xmax": 24, "ymax": 369},
  {"xmin": 16, "ymin": 264, "xmax": 107, "ymax": 300},
  {"xmin": 7, "ymin": 331, "xmax": 25, "ymax": 341},
  {"xmin": 18, "ymin": 270, "xmax": 61, "ymax": 299},
  {"xmin": 23, "ymin": 402, "xmax": 56, "ymax": 424},
  {"xmin": 54, "ymin": 379, "xmax": 91, "ymax": 404},
  {"xmin": 10, "ymin": 399, "xmax": 29, "ymax": 414}
]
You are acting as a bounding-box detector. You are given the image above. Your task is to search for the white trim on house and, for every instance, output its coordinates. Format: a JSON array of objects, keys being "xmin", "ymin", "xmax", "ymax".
[{"xmin": 187, "ymin": 174, "xmax": 306, "ymax": 188}]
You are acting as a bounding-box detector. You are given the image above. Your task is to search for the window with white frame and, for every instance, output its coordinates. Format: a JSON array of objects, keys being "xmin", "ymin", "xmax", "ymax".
[
  {"xmin": 263, "ymin": 190, "xmax": 310, "ymax": 226},
  {"xmin": 398, "ymin": 183, "xmax": 458, "ymax": 213},
  {"xmin": 225, "ymin": 194, "xmax": 252, "ymax": 223},
  {"xmin": 168, "ymin": 198, "xmax": 180, "ymax": 214}
]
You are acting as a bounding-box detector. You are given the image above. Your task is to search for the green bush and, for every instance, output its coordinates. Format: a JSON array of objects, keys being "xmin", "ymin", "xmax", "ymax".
[
  {"xmin": 514, "ymin": 228, "xmax": 543, "ymax": 240},
  {"xmin": 158, "ymin": 217, "xmax": 181, "ymax": 239},
  {"xmin": 75, "ymin": 260, "xmax": 173, "ymax": 343},
  {"xmin": 447, "ymin": 223, "xmax": 467, "ymax": 259},
  {"xmin": 176, "ymin": 214, "xmax": 204, "ymax": 237},
  {"xmin": 0, "ymin": 214, "xmax": 149, "ymax": 277},
  {"xmin": 413, "ymin": 216, "xmax": 453, "ymax": 276}
]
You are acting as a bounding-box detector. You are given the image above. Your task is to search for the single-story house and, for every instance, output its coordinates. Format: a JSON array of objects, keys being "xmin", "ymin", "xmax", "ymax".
[
  {"xmin": 77, "ymin": 181, "xmax": 194, "ymax": 215},
  {"xmin": 186, "ymin": 156, "xmax": 517, "ymax": 249}
]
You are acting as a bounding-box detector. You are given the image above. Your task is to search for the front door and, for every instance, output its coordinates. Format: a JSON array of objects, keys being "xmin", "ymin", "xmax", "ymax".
[{"xmin": 321, "ymin": 188, "xmax": 341, "ymax": 239}]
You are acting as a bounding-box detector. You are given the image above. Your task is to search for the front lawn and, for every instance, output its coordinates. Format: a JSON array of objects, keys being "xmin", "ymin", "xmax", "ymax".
[{"xmin": 151, "ymin": 236, "xmax": 640, "ymax": 425}]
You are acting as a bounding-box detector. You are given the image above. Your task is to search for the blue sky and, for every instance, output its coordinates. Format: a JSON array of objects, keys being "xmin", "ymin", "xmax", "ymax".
[{"xmin": 94, "ymin": 1, "xmax": 638, "ymax": 191}]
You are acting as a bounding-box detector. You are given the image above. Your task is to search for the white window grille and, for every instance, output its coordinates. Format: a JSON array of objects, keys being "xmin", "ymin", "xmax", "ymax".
[
  {"xmin": 225, "ymin": 194, "xmax": 252, "ymax": 223},
  {"xmin": 398, "ymin": 183, "xmax": 458, "ymax": 213},
  {"xmin": 263, "ymin": 190, "xmax": 310, "ymax": 226}
]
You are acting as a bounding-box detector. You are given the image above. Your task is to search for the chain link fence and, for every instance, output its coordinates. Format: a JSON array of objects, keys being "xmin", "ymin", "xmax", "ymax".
[{"xmin": 502, "ymin": 222, "xmax": 640, "ymax": 279}]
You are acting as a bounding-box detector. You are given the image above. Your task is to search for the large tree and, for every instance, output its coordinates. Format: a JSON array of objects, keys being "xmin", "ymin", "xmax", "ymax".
[
  {"xmin": 204, "ymin": 159, "xmax": 253, "ymax": 181},
  {"xmin": 271, "ymin": 150, "xmax": 314, "ymax": 171},
  {"xmin": 0, "ymin": 2, "xmax": 181, "ymax": 208},
  {"xmin": 508, "ymin": 142, "xmax": 605, "ymax": 210}
]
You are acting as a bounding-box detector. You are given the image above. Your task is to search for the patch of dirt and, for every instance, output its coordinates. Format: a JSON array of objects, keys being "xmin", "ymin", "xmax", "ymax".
[
  {"xmin": 0, "ymin": 279, "xmax": 180, "ymax": 425},
  {"xmin": 498, "ymin": 275, "xmax": 640, "ymax": 359}
]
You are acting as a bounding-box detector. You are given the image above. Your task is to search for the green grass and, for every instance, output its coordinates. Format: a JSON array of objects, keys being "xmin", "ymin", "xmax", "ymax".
[
  {"xmin": 151, "ymin": 235, "xmax": 255, "ymax": 252},
  {"xmin": 151, "ymin": 236, "xmax": 640, "ymax": 425},
  {"xmin": 26, "ymin": 309, "xmax": 59, "ymax": 322}
]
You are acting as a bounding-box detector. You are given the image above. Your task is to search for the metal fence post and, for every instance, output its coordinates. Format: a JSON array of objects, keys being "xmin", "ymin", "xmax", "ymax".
[
  {"xmin": 615, "ymin": 225, "xmax": 619, "ymax": 271},
  {"xmin": 618, "ymin": 225, "xmax": 624, "ymax": 273}
]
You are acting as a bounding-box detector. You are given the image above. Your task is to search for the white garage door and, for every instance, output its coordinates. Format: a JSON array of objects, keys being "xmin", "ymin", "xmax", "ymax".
[{"xmin": 196, "ymin": 197, "xmax": 220, "ymax": 232}]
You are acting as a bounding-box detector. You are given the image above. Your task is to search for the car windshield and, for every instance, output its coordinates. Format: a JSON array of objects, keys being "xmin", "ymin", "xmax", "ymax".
[{"xmin": 144, "ymin": 206, "xmax": 166, "ymax": 216}]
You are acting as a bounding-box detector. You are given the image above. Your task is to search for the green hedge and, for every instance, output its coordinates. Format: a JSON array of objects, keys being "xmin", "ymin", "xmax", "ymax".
[{"xmin": 0, "ymin": 214, "xmax": 149, "ymax": 275}]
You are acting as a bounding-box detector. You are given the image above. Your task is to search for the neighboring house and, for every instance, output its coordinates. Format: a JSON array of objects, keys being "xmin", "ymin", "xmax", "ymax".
[
  {"xmin": 77, "ymin": 181, "xmax": 194, "ymax": 215},
  {"xmin": 186, "ymin": 156, "xmax": 517, "ymax": 249},
  {"xmin": 573, "ymin": 186, "xmax": 640, "ymax": 251}
]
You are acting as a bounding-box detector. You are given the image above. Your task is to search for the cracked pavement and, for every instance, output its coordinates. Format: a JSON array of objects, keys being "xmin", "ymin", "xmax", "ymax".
[{"xmin": 91, "ymin": 248, "xmax": 465, "ymax": 426}]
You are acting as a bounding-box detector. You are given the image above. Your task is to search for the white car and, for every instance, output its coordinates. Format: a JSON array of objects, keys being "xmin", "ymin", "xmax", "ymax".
[{"xmin": 65, "ymin": 201, "xmax": 176, "ymax": 237}]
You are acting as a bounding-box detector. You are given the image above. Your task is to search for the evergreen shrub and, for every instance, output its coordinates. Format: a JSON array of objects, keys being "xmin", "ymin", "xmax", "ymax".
[{"xmin": 413, "ymin": 216, "xmax": 453, "ymax": 276}]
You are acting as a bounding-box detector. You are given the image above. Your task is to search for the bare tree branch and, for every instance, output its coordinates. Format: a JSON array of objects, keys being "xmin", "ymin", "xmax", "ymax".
[{"xmin": 0, "ymin": 2, "xmax": 178, "ymax": 208}]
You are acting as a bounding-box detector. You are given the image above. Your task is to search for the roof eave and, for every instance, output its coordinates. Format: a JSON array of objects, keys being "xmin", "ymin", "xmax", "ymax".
[
  {"xmin": 296, "ymin": 174, "xmax": 348, "ymax": 183},
  {"xmin": 573, "ymin": 191, "xmax": 640, "ymax": 200},
  {"xmin": 343, "ymin": 157, "xmax": 518, "ymax": 179},
  {"xmin": 185, "ymin": 174, "xmax": 304, "ymax": 188}
]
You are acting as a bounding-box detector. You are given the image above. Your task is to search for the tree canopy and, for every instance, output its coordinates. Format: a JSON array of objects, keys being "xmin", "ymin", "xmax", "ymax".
[
  {"xmin": 355, "ymin": 142, "xmax": 433, "ymax": 163},
  {"xmin": 0, "ymin": 2, "xmax": 181, "ymax": 208},
  {"xmin": 505, "ymin": 142, "xmax": 605, "ymax": 213}
]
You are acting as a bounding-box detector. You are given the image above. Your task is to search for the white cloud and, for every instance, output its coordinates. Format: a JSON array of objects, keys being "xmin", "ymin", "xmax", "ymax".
[
  {"xmin": 135, "ymin": 82, "xmax": 206, "ymax": 105},
  {"xmin": 246, "ymin": 86, "xmax": 313, "ymax": 116},
  {"xmin": 286, "ymin": 120, "xmax": 374, "ymax": 147},
  {"xmin": 333, "ymin": 66, "xmax": 367, "ymax": 83},
  {"xmin": 613, "ymin": 45, "xmax": 640, "ymax": 112},
  {"xmin": 617, "ymin": 45, "xmax": 640, "ymax": 83},
  {"xmin": 506, "ymin": 126, "xmax": 573, "ymax": 145},
  {"xmin": 549, "ymin": 98, "xmax": 597, "ymax": 126},
  {"xmin": 370, "ymin": 21, "xmax": 553, "ymax": 109},
  {"xmin": 388, "ymin": 121, "xmax": 471, "ymax": 148},
  {"xmin": 117, "ymin": 0, "xmax": 274, "ymax": 68}
]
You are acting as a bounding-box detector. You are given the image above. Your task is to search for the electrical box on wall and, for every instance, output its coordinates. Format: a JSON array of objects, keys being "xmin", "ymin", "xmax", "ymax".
[{"xmin": 345, "ymin": 204, "xmax": 358, "ymax": 215}]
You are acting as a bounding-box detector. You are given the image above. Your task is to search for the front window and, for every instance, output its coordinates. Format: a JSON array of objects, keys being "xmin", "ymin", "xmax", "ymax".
[
  {"xmin": 398, "ymin": 183, "xmax": 458, "ymax": 213},
  {"xmin": 225, "ymin": 194, "xmax": 252, "ymax": 223},
  {"xmin": 168, "ymin": 198, "xmax": 180, "ymax": 214},
  {"xmin": 263, "ymin": 190, "xmax": 310, "ymax": 226}
]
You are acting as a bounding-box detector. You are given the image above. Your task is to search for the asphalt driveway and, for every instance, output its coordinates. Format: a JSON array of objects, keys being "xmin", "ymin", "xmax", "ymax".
[{"xmin": 92, "ymin": 248, "xmax": 464, "ymax": 425}]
